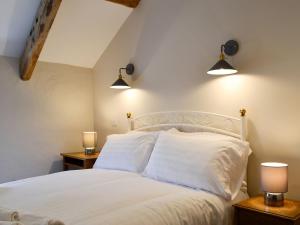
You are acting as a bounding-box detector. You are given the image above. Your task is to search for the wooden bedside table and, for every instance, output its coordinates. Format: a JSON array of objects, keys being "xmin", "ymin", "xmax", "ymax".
[
  {"xmin": 60, "ymin": 152, "xmax": 100, "ymax": 171},
  {"xmin": 234, "ymin": 196, "xmax": 300, "ymax": 225}
]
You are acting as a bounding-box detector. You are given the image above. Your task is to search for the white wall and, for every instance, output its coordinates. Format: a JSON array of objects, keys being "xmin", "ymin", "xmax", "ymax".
[
  {"xmin": 0, "ymin": 0, "xmax": 40, "ymax": 57},
  {"xmin": 0, "ymin": 56, "xmax": 94, "ymax": 183},
  {"xmin": 93, "ymin": 0, "xmax": 300, "ymax": 199}
]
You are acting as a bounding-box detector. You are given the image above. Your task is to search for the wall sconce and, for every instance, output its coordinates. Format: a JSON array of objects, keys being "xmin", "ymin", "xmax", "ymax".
[
  {"xmin": 207, "ymin": 40, "xmax": 239, "ymax": 75},
  {"xmin": 261, "ymin": 162, "xmax": 288, "ymax": 207},
  {"xmin": 110, "ymin": 63, "xmax": 135, "ymax": 89}
]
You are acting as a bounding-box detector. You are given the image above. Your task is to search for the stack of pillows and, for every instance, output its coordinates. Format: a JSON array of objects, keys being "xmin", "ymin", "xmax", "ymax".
[{"xmin": 93, "ymin": 129, "xmax": 250, "ymax": 200}]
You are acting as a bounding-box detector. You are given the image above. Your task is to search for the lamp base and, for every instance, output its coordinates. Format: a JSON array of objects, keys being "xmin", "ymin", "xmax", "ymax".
[
  {"xmin": 264, "ymin": 192, "xmax": 284, "ymax": 207},
  {"xmin": 84, "ymin": 148, "xmax": 96, "ymax": 155}
]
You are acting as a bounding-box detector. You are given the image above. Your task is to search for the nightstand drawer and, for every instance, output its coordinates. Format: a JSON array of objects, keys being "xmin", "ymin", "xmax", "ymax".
[
  {"xmin": 236, "ymin": 208, "xmax": 294, "ymax": 225},
  {"xmin": 64, "ymin": 157, "xmax": 84, "ymax": 168}
]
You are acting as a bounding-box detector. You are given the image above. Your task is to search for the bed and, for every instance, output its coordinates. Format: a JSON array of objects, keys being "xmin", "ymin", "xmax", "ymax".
[{"xmin": 0, "ymin": 110, "xmax": 250, "ymax": 225}]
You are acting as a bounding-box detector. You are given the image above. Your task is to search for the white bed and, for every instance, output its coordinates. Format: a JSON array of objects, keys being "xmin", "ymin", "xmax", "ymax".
[
  {"xmin": 0, "ymin": 110, "xmax": 249, "ymax": 225},
  {"xmin": 0, "ymin": 169, "xmax": 247, "ymax": 225}
]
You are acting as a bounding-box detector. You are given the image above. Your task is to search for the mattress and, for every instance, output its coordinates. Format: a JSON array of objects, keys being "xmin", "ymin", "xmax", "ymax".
[{"xmin": 0, "ymin": 169, "xmax": 248, "ymax": 225}]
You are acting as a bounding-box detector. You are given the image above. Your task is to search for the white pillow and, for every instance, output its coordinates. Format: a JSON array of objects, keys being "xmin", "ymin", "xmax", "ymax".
[
  {"xmin": 143, "ymin": 131, "xmax": 250, "ymax": 200},
  {"xmin": 93, "ymin": 132, "xmax": 158, "ymax": 173}
]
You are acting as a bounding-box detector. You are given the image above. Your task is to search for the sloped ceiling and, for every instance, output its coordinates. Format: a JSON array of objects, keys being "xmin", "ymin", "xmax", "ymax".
[
  {"xmin": 0, "ymin": 0, "xmax": 40, "ymax": 58},
  {"xmin": 0, "ymin": 0, "xmax": 132, "ymax": 68},
  {"xmin": 39, "ymin": 0, "xmax": 132, "ymax": 68}
]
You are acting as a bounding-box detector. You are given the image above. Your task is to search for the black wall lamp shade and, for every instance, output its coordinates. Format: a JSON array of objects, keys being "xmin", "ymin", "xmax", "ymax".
[
  {"xmin": 207, "ymin": 59, "xmax": 238, "ymax": 75},
  {"xmin": 110, "ymin": 75, "xmax": 131, "ymax": 89},
  {"xmin": 110, "ymin": 64, "xmax": 135, "ymax": 89},
  {"xmin": 207, "ymin": 40, "xmax": 239, "ymax": 75}
]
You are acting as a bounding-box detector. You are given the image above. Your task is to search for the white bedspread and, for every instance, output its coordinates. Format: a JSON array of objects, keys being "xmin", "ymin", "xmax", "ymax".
[{"xmin": 0, "ymin": 169, "xmax": 247, "ymax": 225}]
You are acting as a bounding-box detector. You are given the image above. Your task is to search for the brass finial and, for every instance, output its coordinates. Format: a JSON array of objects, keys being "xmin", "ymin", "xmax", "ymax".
[
  {"xmin": 240, "ymin": 108, "xmax": 246, "ymax": 117},
  {"xmin": 126, "ymin": 112, "xmax": 132, "ymax": 119}
]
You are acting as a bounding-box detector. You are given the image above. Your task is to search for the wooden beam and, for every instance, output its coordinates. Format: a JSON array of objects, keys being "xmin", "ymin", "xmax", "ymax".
[
  {"xmin": 20, "ymin": 0, "xmax": 62, "ymax": 81},
  {"xmin": 105, "ymin": 0, "xmax": 140, "ymax": 8}
]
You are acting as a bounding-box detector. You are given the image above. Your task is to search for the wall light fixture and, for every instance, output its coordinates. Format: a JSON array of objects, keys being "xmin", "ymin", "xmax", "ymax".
[
  {"xmin": 207, "ymin": 40, "xmax": 239, "ymax": 75},
  {"xmin": 110, "ymin": 64, "xmax": 135, "ymax": 89}
]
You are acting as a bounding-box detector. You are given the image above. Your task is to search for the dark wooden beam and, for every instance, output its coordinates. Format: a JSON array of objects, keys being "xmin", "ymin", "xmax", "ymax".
[
  {"xmin": 105, "ymin": 0, "xmax": 140, "ymax": 8},
  {"xmin": 19, "ymin": 0, "xmax": 62, "ymax": 81}
]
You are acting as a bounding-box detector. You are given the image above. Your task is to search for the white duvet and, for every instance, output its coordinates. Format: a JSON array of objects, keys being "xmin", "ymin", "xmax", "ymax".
[{"xmin": 0, "ymin": 169, "xmax": 247, "ymax": 225}]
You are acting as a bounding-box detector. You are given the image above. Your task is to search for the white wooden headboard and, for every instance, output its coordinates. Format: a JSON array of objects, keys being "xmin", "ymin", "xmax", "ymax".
[{"xmin": 126, "ymin": 109, "xmax": 247, "ymax": 141}]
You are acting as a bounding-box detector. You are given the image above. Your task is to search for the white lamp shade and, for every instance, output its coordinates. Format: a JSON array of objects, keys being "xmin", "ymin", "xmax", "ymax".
[
  {"xmin": 83, "ymin": 132, "xmax": 97, "ymax": 149},
  {"xmin": 261, "ymin": 162, "xmax": 288, "ymax": 193}
]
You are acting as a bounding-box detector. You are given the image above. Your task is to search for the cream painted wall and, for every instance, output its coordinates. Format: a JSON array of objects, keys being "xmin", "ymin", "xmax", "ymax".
[
  {"xmin": 0, "ymin": 56, "xmax": 94, "ymax": 183},
  {"xmin": 93, "ymin": 0, "xmax": 300, "ymax": 199}
]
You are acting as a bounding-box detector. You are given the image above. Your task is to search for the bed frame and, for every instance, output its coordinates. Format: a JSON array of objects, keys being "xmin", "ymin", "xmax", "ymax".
[{"xmin": 126, "ymin": 109, "xmax": 247, "ymax": 141}]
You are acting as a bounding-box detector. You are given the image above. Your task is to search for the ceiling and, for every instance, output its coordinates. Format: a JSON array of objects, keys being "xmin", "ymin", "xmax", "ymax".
[
  {"xmin": 0, "ymin": 0, "xmax": 132, "ymax": 68},
  {"xmin": 39, "ymin": 0, "xmax": 132, "ymax": 68}
]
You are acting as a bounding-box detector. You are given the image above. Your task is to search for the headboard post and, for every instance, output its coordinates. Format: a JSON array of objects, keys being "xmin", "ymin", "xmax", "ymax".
[
  {"xmin": 127, "ymin": 112, "xmax": 133, "ymax": 131},
  {"xmin": 240, "ymin": 108, "xmax": 247, "ymax": 141}
]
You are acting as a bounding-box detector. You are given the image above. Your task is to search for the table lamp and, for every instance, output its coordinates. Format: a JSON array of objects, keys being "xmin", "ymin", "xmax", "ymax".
[
  {"xmin": 82, "ymin": 132, "xmax": 97, "ymax": 155},
  {"xmin": 261, "ymin": 162, "xmax": 288, "ymax": 207}
]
